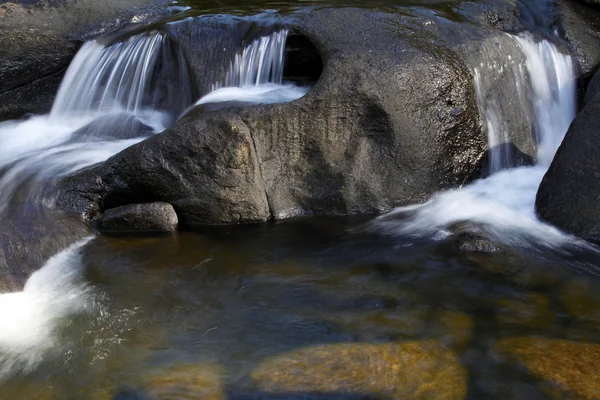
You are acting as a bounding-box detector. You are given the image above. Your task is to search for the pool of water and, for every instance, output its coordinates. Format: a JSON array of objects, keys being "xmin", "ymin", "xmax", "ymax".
[{"xmin": 1, "ymin": 217, "xmax": 600, "ymax": 399}]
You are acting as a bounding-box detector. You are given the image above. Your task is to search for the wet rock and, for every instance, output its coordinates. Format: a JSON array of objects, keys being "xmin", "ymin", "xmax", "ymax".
[
  {"xmin": 65, "ymin": 113, "xmax": 270, "ymax": 225},
  {"xmin": 59, "ymin": 6, "xmax": 538, "ymax": 225},
  {"xmin": 251, "ymin": 341, "xmax": 467, "ymax": 400},
  {"xmin": 454, "ymin": 233, "xmax": 503, "ymax": 253},
  {"xmin": 0, "ymin": 31, "xmax": 79, "ymax": 121},
  {"xmin": 556, "ymin": 0, "xmax": 600, "ymax": 83},
  {"xmin": 100, "ymin": 202, "xmax": 178, "ymax": 232},
  {"xmin": 536, "ymin": 99, "xmax": 600, "ymax": 242},
  {"xmin": 496, "ymin": 337, "xmax": 600, "ymax": 400},
  {"xmin": 583, "ymin": 66, "xmax": 600, "ymax": 107}
]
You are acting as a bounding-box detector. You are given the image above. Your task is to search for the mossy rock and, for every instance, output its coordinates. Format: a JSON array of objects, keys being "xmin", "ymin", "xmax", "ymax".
[
  {"xmin": 251, "ymin": 341, "xmax": 467, "ymax": 400},
  {"xmin": 496, "ymin": 337, "xmax": 600, "ymax": 400},
  {"xmin": 140, "ymin": 363, "xmax": 225, "ymax": 400}
]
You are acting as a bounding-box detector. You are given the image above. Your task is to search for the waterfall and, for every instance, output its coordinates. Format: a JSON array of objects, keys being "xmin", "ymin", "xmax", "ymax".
[
  {"xmin": 51, "ymin": 33, "xmax": 165, "ymax": 117},
  {"xmin": 514, "ymin": 34, "xmax": 576, "ymax": 166},
  {"xmin": 471, "ymin": 35, "xmax": 534, "ymax": 174},
  {"xmin": 214, "ymin": 30, "xmax": 288, "ymax": 90},
  {"xmin": 51, "ymin": 31, "xmax": 196, "ymax": 126},
  {"xmin": 198, "ymin": 29, "xmax": 308, "ymax": 107},
  {"xmin": 373, "ymin": 33, "xmax": 580, "ymax": 249}
]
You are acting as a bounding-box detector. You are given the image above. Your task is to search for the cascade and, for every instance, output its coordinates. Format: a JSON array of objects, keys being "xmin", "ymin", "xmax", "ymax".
[
  {"xmin": 51, "ymin": 31, "xmax": 196, "ymax": 126},
  {"xmin": 372, "ymin": 33, "xmax": 579, "ymax": 249},
  {"xmin": 197, "ymin": 29, "xmax": 309, "ymax": 106},
  {"xmin": 214, "ymin": 30, "xmax": 289, "ymax": 90}
]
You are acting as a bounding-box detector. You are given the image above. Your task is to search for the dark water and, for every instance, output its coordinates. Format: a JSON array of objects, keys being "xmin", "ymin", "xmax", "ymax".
[{"xmin": 2, "ymin": 217, "xmax": 600, "ymax": 399}]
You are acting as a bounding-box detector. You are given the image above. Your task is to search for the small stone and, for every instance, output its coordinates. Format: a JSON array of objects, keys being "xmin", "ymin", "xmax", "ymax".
[
  {"xmin": 100, "ymin": 202, "xmax": 178, "ymax": 233},
  {"xmin": 496, "ymin": 337, "xmax": 600, "ymax": 400},
  {"xmin": 251, "ymin": 341, "xmax": 467, "ymax": 400}
]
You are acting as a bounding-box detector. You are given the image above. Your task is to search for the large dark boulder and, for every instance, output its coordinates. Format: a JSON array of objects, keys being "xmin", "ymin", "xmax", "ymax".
[
  {"xmin": 556, "ymin": 0, "xmax": 600, "ymax": 84},
  {"xmin": 60, "ymin": 112, "xmax": 270, "ymax": 225},
  {"xmin": 59, "ymin": 6, "xmax": 541, "ymax": 225},
  {"xmin": 536, "ymin": 73, "xmax": 600, "ymax": 242}
]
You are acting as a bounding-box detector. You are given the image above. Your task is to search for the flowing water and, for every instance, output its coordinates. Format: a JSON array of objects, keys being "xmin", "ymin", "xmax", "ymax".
[
  {"xmin": 2, "ymin": 1, "xmax": 600, "ymax": 399},
  {"xmin": 372, "ymin": 32, "xmax": 583, "ymax": 252}
]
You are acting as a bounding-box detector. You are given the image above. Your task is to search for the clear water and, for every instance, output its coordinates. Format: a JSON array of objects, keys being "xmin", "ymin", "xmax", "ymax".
[{"xmin": 2, "ymin": 222, "xmax": 600, "ymax": 399}]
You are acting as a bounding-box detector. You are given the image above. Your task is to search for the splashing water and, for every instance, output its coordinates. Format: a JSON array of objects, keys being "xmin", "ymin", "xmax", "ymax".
[
  {"xmin": 0, "ymin": 239, "xmax": 95, "ymax": 378},
  {"xmin": 373, "ymin": 33, "xmax": 580, "ymax": 249}
]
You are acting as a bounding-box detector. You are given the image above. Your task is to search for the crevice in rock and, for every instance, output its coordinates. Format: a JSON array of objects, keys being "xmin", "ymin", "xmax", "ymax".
[
  {"xmin": 243, "ymin": 116, "xmax": 274, "ymax": 220},
  {"xmin": 283, "ymin": 33, "xmax": 323, "ymax": 86}
]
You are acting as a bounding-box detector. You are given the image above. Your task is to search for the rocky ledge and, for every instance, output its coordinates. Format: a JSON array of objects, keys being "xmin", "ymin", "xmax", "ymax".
[{"xmin": 58, "ymin": 3, "xmax": 546, "ymax": 227}]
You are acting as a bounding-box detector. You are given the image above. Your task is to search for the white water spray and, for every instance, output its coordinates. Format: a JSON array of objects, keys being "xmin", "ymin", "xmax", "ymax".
[
  {"xmin": 0, "ymin": 239, "xmax": 95, "ymax": 378},
  {"xmin": 373, "ymin": 33, "xmax": 578, "ymax": 248}
]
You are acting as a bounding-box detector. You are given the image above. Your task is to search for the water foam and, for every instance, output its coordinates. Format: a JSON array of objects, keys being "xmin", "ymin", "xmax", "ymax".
[
  {"xmin": 197, "ymin": 83, "xmax": 309, "ymax": 106},
  {"xmin": 0, "ymin": 239, "xmax": 95, "ymax": 378}
]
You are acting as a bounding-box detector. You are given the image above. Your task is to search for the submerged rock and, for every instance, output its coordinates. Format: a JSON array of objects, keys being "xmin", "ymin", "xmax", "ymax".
[
  {"xmin": 251, "ymin": 341, "xmax": 467, "ymax": 400},
  {"xmin": 59, "ymin": 6, "xmax": 540, "ymax": 225},
  {"xmin": 130, "ymin": 363, "xmax": 224, "ymax": 400},
  {"xmin": 100, "ymin": 202, "xmax": 178, "ymax": 232},
  {"xmin": 561, "ymin": 278, "xmax": 600, "ymax": 323},
  {"xmin": 71, "ymin": 113, "xmax": 154, "ymax": 142},
  {"xmin": 496, "ymin": 337, "xmax": 600, "ymax": 400}
]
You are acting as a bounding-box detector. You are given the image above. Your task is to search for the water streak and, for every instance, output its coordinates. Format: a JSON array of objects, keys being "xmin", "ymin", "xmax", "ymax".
[
  {"xmin": 214, "ymin": 30, "xmax": 289, "ymax": 90},
  {"xmin": 52, "ymin": 33, "xmax": 165, "ymax": 117}
]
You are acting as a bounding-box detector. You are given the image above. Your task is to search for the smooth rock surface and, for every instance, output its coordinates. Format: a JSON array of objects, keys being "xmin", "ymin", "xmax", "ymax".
[
  {"xmin": 536, "ymin": 98, "xmax": 600, "ymax": 242},
  {"xmin": 251, "ymin": 341, "xmax": 467, "ymax": 400},
  {"xmin": 100, "ymin": 202, "xmax": 178, "ymax": 232},
  {"xmin": 64, "ymin": 113, "xmax": 270, "ymax": 225},
  {"xmin": 496, "ymin": 337, "xmax": 600, "ymax": 400},
  {"xmin": 556, "ymin": 0, "xmax": 600, "ymax": 83},
  {"xmin": 59, "ymin": 6, "xmax": 539, "ymax": 225}
]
